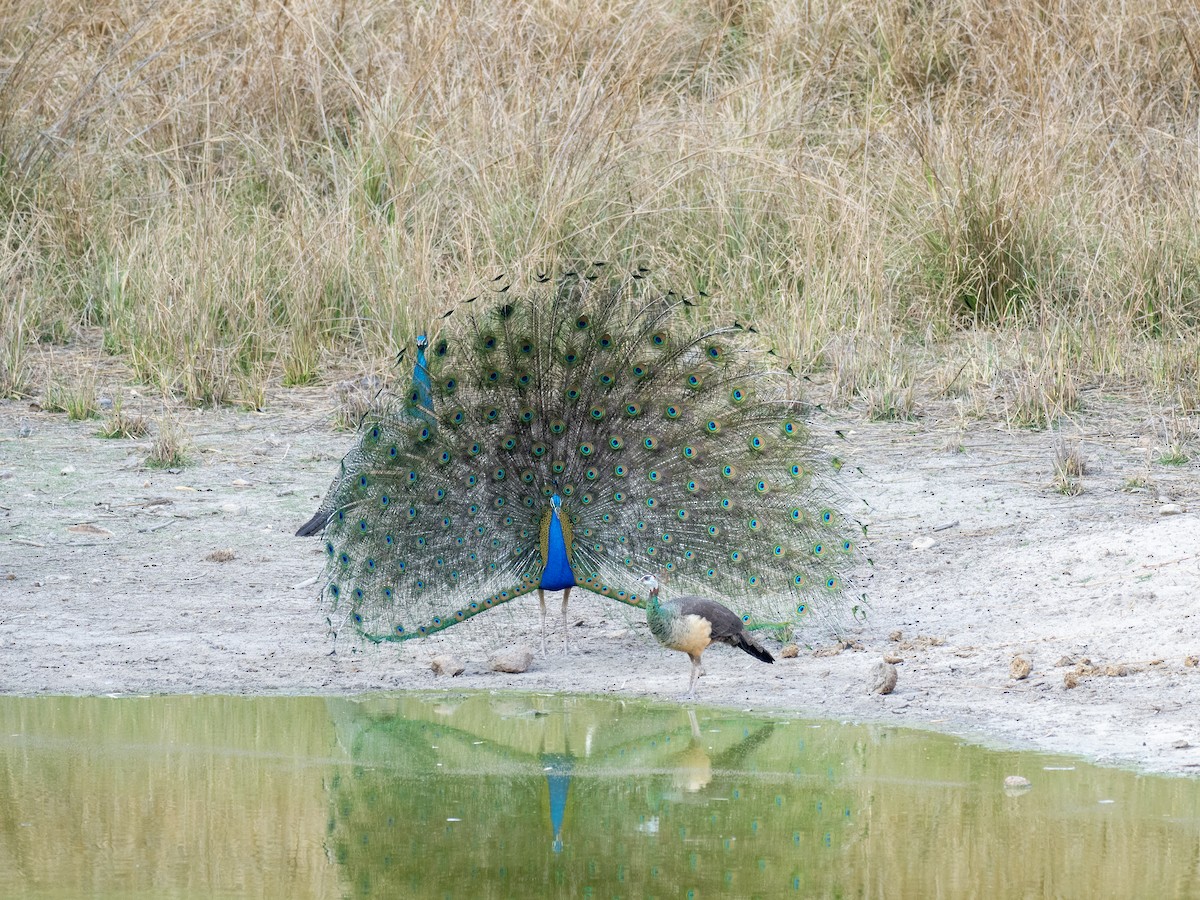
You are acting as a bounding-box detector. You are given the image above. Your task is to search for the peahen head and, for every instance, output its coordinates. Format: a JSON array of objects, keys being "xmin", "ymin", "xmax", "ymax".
[{"xmin": 638, "ymin": 574, "xmax": 660, "ymax": 605}]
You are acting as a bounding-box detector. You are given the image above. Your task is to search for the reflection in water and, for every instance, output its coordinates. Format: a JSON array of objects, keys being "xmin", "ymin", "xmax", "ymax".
[{"xmin": 0, "ymin": 693, "xmax": 1198, "ymax": 898}]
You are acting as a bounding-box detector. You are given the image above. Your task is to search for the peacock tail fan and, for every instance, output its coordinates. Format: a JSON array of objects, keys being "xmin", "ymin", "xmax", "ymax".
[{"xmin": 311, "ymin": 269, "xmax": 857, "ymax": 643}]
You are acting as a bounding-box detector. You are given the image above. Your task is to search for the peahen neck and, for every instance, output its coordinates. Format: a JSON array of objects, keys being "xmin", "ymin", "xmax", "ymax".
[
  {"xmin": 644, "ymin": 587, "xmax": 671, "ymax": 635},
  {"xmin": 539, "ymin": 495, "xmax": 576, "ymax": 591}
]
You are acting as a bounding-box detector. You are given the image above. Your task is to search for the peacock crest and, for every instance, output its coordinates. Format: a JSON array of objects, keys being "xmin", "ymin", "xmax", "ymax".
[{"xmin": 300, "ymin": 267, "xmax": 857, "ymax": 642}]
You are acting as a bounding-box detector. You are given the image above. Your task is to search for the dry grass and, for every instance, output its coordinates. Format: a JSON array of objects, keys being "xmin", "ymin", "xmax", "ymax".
[
  {"xmin": 2, "ymin": 0, "xmax": 1200, "ymax": 419},
  {"xmin": 97, "ymin": 398, "xmax": 150, "ymax": 439},
  {"xmin": 146, "ymin": 415, "xmax": 191, "ymax": 469},
  {"xmin": 1052, "ymin": 439, "xmax": 1087, "ymax": 495}
]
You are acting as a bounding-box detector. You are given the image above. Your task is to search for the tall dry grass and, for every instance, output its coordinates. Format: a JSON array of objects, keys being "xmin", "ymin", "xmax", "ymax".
[{"xmin": 2, "ymin": 0, "xmax": 1199, "ymax": 421}]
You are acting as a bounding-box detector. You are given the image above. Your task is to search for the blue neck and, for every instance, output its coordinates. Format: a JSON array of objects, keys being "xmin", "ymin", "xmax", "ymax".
[
  {"xmin": 412, "ymin": 345, "xmax": 433, "ymax": 411},
  {"xmin": 539, "ymin": 496, "xmax": 576, "ymax": 590}
]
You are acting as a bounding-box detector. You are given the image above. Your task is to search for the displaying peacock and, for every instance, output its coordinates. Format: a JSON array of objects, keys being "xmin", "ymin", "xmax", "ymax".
[{"xmin": 298, "ymin": 267, "xmax": 857, "ymax": 650}]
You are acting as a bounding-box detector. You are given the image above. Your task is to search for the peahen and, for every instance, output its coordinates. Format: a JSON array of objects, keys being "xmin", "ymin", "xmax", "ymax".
[
  {"xmin": 638, "ymin": 574, "xmax": 774, "ymax": 699},
  {"xmin": 298, "ymin": 268, "xmax": 856, "ymax": 651}
]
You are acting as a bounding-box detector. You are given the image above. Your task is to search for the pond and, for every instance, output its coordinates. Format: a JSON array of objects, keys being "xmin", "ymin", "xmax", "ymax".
[{"xmin": 1, "ymin": 693, "xmax": 1197, "ymax": 898}]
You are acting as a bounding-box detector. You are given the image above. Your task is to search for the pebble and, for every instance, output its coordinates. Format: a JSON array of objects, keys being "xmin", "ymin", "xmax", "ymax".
[
  {"xmin": 430, "ymin": 655, "xmax": 465, "ymax": 677},
  {"xmin": 1159, "ymin": 503, "xmax": 1183, "ymax": 516},
  {"xmin": 869, "ymin": 660, "xmax": 898, "ymax": 695},
  {"xmin": 912, "ymin": 536, "xmax": 936, "ymax": 550},
  {"xmin": 1010, "ymin": 656, "xmax": 1032, "ymax": 680},
  {"xmin": 780, "ymin": 644, "xmax": 799, "ymax": 658},
  {"xmin": 60, "ymin": 465, "xmax": 76, "ymax": 476},
  {"xmin": 1172, "ymin": 740, "xmax": 1191, "ymax": 750},
  {"xmin": 489, "ymin": 647, "xmax": 535, "ymax": 673}
]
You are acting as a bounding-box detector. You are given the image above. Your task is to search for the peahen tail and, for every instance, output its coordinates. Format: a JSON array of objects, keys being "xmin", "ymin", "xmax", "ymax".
[{"xmin": 301, "ymin": 267, "xmax": 856, "ymax": 642}]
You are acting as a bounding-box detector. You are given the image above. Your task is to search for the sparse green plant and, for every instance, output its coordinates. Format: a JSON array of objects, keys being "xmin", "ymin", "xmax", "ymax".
[
  {"xmin": 97, "ymin": 399, "xmax": 150, "ymax": 439},
  {"xmin": 865, "ymin": 373, "xmax": 918, "ymax": 422},
  {"xmin": 1122, "ymin": 475, "xmax": 1153, "ymax": 493},
  {"xmin": 1155, "ymin": 417, "xmax": 1193, "ymax": 466},
  {"xmin": 1157, "ymin": 447, "xmax": 1190, "ymax": 467},
  {"xmin": 43, "ymin": 377, "xmax": 99, "ymax": 420},
  {"xmin": 1004, "ymin": 364, "xmax": 1079, "ymax": 430},
  {"xmin": 146, "ymin": 416, "xmax": 192, "ymax": 469},
  {"xmin": 1052, "ymin": 440, "xmax": 1087, "ymax": 495}
]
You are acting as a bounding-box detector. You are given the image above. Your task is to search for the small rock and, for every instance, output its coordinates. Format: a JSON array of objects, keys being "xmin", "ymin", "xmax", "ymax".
[
  {"xmin": 60, "ymin": 465, "xmax": 76, "ymax": 476},
  {"xmin": 883, "ymin": 653, "xmax": 904, "ymax": 664},
  {"xmin": 430, "ymin": 655, "xmax": 464, "ymax": 677},
  {"xmin": 869, "ymin": 660, "xmax": 898, "ymax": 695},
  {"xmin": 1185, "ymin": 656, "xmax": 1199, "ymax": 668},
  {"xmin": 911, "ymin": 536, "xmax": 936, "ymax": 550},
  {"xmin": 1064, "ymin": 672, "xmax": 1079, "ymax": 689},
  {"xmin": 489, "ymin": 647, "xmax": 535, "ymax": 673},
  {"xmin": 889, "ymin": 630, "xmax": 903, "ymax": 642},
  {"xmin": 1103, "ymin": 664, "xmax": 1128, "ymax": 677},
  {"xmin": 205, "ymin": 548, "xmax": 236, "ymax": 563},
  {"xmin": 99, "ymin": 396, "xmax": 113, "ymax": 410},
  {"xmin": 779, "ymin": 643, "xmax": 799, "ymax": 658},
  {"xmin": 0, "ymin": 470, "xmax": 13, "ymax": 480},
  {"xmin": 1159, "ymin": 503, "xmax": 1184, "ymax": 516},
  {"xmin": 17, "ymin": 420, "xmax": 32, "ymax": 438},
  {"xmin": 231, "ymin": 478, "xmax": 252, "ymax": 487},
  {"xmin": 1054, "ymin": 655, "xmax": 1075, "ymax": 667},
  {"xmin": 1010, "ymin": 656, "xmax": 1032, "ymax": 680},
  {"xmin": 1172, "ymin": 740, "xmax": 1191, "ymax": 750},
  {"xmin": 1004, "ymin": 775, "xmax": 1032, "ymax": 795}
]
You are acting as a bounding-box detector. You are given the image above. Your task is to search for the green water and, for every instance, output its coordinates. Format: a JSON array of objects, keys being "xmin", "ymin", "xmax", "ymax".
[{"xmin": 0, "ymin": 694, "xmax": 1197, "ymax": 899}]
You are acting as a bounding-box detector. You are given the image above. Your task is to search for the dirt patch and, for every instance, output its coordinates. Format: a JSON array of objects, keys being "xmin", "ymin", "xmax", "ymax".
[{"xmin": 1, "ymin": 390, "xmax": 1198, "ymax": 776}]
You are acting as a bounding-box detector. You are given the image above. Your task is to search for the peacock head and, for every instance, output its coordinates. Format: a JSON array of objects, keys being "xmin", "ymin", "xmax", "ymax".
[
  {"xmin": 638, "ymin": 574, "xmax": 660, "ymax": 600},
  {"xmin": 550, "ymin": 493, "xmax": 563, "ymax": 511},
  {"xmin": 415, "ymin": 334, "xmax": 428, "ymax": 350}
]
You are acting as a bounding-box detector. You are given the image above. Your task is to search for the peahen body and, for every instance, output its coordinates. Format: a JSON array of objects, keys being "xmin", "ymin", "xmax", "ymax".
[
  {"xmin": 638, "ymin": 574, "xmax": 774, "ymax": 699},
  {"xmin": 298, "ymin": 268, "xmax": 855, "ymax": 649}
]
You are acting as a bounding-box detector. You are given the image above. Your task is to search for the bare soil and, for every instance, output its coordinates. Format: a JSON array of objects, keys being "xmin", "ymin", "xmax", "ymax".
[{"xmin": 2, "ymin": 388, "xmax": 1198, "ymax": 776}]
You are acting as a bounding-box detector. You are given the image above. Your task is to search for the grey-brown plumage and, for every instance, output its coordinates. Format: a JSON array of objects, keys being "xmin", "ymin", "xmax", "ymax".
[{"xmin": 639, "ymin": 574, "xmax": 774, "ymax": 699}]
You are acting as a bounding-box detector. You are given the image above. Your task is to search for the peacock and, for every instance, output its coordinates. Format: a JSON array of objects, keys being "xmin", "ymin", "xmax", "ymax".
[
  {"xmin": 638, "ymin": 574, "xmax": 774, "ymax": 699},
  {"xmin": 298, "ymin": 266, "xmax": 856, "ymax": 652}
]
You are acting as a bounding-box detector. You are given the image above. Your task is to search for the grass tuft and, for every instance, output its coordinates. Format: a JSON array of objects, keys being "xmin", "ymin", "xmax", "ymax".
[
  {"xmin": 97, "ymin": 399, "xmax": 149, "ymax": 439},
  {"xmin": 1052, "ymin": 440, "xmax": 1087, "ymax": 495},
  {"xmin": 146, "ymin": 416, "xmax": 192, "ymax": 469}
]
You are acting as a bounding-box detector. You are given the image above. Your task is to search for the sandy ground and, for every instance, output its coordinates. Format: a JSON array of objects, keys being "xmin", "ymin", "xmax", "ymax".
[{"xmin": 1, "ymin": 387, "xmax": 1198, "ymax": 777}]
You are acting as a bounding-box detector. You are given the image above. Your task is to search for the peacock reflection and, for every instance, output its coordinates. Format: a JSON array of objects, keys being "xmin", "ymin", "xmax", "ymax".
[{"xmin": 322, "ymin": 693, "xmax": 856, "ymax": 896}]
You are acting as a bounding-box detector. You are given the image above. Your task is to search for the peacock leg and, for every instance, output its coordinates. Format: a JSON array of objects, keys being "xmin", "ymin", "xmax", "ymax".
[
  {"xmin": 538, "ymin": 589, "xmax": 549, "ymax": 656},
  {"xmin": 560, "ymin": 587, "xmax": 576, "ymax": 652}
]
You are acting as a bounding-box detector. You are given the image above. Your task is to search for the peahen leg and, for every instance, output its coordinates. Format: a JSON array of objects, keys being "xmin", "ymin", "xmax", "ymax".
[
  {"xmin": 538, "ymin": 589, "xmax": 549, "ymax": 656},
  {"xmin": 560, "ymin": 587, "xmax": 576, "ymax": 652},
  {"xmin": 685, "ymin": 654, "xmax": 702, "ymax": 700}
]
